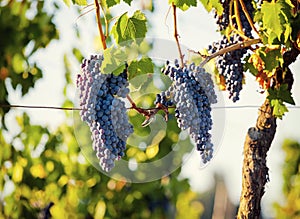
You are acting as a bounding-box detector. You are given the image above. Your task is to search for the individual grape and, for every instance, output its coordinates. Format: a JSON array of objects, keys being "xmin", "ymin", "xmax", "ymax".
[
  {"xmin": 77, "ymin": 55, "xmax": 133, "ymax": 172},
  {"xmin": 159, "ymin": 61, "xmax": 217, "ymax": 164}
]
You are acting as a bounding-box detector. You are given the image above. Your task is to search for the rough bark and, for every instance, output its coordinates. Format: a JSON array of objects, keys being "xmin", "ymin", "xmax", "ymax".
[
  {"xmin": 237, "ymin": 99, "xmax": 276, "ymax": 219},
  {"xmin": 237, "ymin": 45, "xmax": 299, "ymax": 218}
]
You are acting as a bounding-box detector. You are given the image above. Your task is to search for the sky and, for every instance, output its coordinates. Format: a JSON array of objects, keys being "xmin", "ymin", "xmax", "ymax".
[{"xmin": 6, "ymin": 1, "xmax": 300, "ymax": 217}]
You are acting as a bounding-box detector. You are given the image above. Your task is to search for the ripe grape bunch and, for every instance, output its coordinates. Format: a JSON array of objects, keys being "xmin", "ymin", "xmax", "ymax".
[
  {"xmin": 76, "ymin": 54, "xmax": 133, "ymax": 172},
  {"xmin": 211, "ymin": 1, "xmax": 255, "ymax": 102},
  {"xmin": 208, "ymin": 34, "xmax": 247, "ymax": 102},
  {"xmin": 156, "ymin": 60, "xmax": 217, "ymax": 163}
]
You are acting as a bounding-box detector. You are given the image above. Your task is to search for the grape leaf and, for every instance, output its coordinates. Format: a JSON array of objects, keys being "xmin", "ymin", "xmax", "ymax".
[
  {"xmin": 127, "ymin": 57, "xmax": 154, "ymax": 80},
  {"xmin": 199, "ymin": 0, "xmax": 223, "ymax": 15},
  {"xmin": 278, "ymin": 84, "xmax": 295, "ymax": 105},
  {"xmin": 244, "ymin": 54, "xmax": 258, "ymax": 76},
  {"xmin": 101, "ymin": 46, "xmax": 128, "ymax": 75},
  {"xmin": 169, "ymin": 0, "xmax": 197, "ymax": 10},
  {"xmin": 111, "ymin": 10, "xmax": 147, "ymax": 44},
  {"xmin": 123, "ymin": 0, "xmax": 133, "ymax": 5},
  {"xmin": 105, "ymin": 0, "xmax": 120, "ymax": 7},
  {"xmin": 267, "ymin": 84, "xmax": 295, "ymax": 118},
  {"xmin": 260, "ymin": 0, "xmax": 292, "ymax": 44},
  {"xmin": 270, "ymin": 99, "xmax": 288, "ymax": 119},
  {"xmin": 268, "ymin": 84, "xmax": 295, "ymax": 105},
  {"xmin": 257, "ymin": 47, "xmax": 283, "ymax": 72}
]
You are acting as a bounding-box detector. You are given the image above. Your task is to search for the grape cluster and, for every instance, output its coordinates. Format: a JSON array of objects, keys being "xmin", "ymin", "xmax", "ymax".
[
  {"xmin": 158, "ymin": 60, "xmax": 217, "ymax": 163},
  {"xmin": 208, "ymin": 35, "xmax": 247, "ymax": 102},
  {"xmin": 76, "ymin": 55, "xmax": 133, "ymax": 172},
  {"xmin": 239, "ymin": 1, "xmax": 255, "ymax": 38},
  {"xmin": 214, "ymin": 0, "xmax": 254, "ymax": 38},
  {"xmin": 214, "ymin": 0, "xmax": 230, "ymax": 32},
  {"xmin": 211, "ymin": 1, "xmax": 255, "ymax": 102}
]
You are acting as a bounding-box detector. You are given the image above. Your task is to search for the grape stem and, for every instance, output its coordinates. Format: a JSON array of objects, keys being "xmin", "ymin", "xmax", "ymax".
[
  {"xmin": 76, "ymin": 4, "xmax": 95, "ymax": 24},
  {"xmin": 234, "ymin": 0, "xmax": 243, "ymax": 33},
  {"xmin": 229, "ymin": 0, "xmax": 250, "ymax": 40},
  {"xmin": 198, "ymin": 38, "xmax": 261, "ymax": 67},
  {"xmin": 238, "ymin": 0, "xmax": 259, "ymax": 36},
  {"xmin": 126, "ymin": 95, "xmax": 169, "ymax": 126},
  {"xmin": 172, "ymin": 3, "xmax": 184, "ymax": 68},
  {"xmin": 94, "ymin": 0, "xmax": 107, "ymax": 49}
]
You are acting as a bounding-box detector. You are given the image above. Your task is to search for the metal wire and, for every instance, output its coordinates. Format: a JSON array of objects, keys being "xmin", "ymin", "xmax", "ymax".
[{"xmin": 0, "ymin": 104, "xmax": 300, "ymax": 111}]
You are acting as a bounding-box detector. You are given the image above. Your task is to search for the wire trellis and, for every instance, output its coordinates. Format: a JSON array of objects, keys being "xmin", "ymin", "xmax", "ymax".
[{"xmin": 1, "ymin": 104, "xmax": 300, "ymax": 111}]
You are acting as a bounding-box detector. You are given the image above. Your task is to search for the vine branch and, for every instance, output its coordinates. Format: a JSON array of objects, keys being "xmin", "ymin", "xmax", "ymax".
[
  {"xmin": 199, "ymin": 38, "xmax": 261, "ymax": 67},
  {"xmin": 172, "ymin": 3, "xmax": 184, "ymax": 68},
  {"xmin": 94, "ymin": 0, "xmax": 107, "ymax": 50}
]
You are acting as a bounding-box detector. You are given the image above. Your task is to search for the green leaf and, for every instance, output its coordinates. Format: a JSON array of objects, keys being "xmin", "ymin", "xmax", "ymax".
[
  {"xmin": 261, "ymin": 2, "xmax": 283, "ymax": 37},
  {"xmin": 243, "ymin": 54, "xmax": 258, "ymax": 76},
  {"xmin": 72, "ymin": 0, "xmax": 87, "ymax": 5},
  {"xmin": 259, "ymin": 47, "xmax": 283, "ymax": 72},
  {"xmin": 268, "ymin": 84, "xmax": 295, "ymax": 105},
  {"xmin": 270, "ymin": 99, "xmax": 288, "ymax": 119},
  {"xmin": 123, "ymin": 0, "xmax": 133, "ymax": 5},
  {"xmin": 105, "ymin": 0, "xmax": 120, "ymax": 7},
  {"xmin": 111, "ymin": 10, "xmax": 147, "ymax": 44},
  {"xmin": 101, "ymin": 46, "xmax": 128, "ymax": 75},
  {"xmin": 267, "ymin": 84, "xmax": 295, "ymax": 118},
  {"xmin": 199, "ymin": 0, "xmax": 223, "ymax": 14},
  {"xmin": 127, "ymin": 57, "xmax": 154, "ymax": 80},
  {"xmin": 169, "ymin": 0, "xmax": 197, "ymax": 11},
  {"xmin": 260, "ymin": 0, "xmax": 292, "ymax": 44},
  {"xmin": 278, "ymin": 84, "xmax": 295, "ymax": 105}
]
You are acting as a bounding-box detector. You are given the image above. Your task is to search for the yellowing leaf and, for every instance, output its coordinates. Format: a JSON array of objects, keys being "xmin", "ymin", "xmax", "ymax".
[
  {"xmin": 249, "ymin": 53, "xmax": 265, "ymax": 72},
  {"xmin": 267, "ymin": 68, "xmax": 277, "ymax": 78}
]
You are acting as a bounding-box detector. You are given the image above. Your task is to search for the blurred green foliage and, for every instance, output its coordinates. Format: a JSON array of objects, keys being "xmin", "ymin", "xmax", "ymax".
[
  {"xmin": 0, "ymin": 110, "xmax": 204, "ymax": 218},
  {"xmin": 274, "ymin": 139, "xmax": 300, "ymax": 219},
  {"xmin": 0, "ymin": 0, "xmax": 59, "ymax": 128}
]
